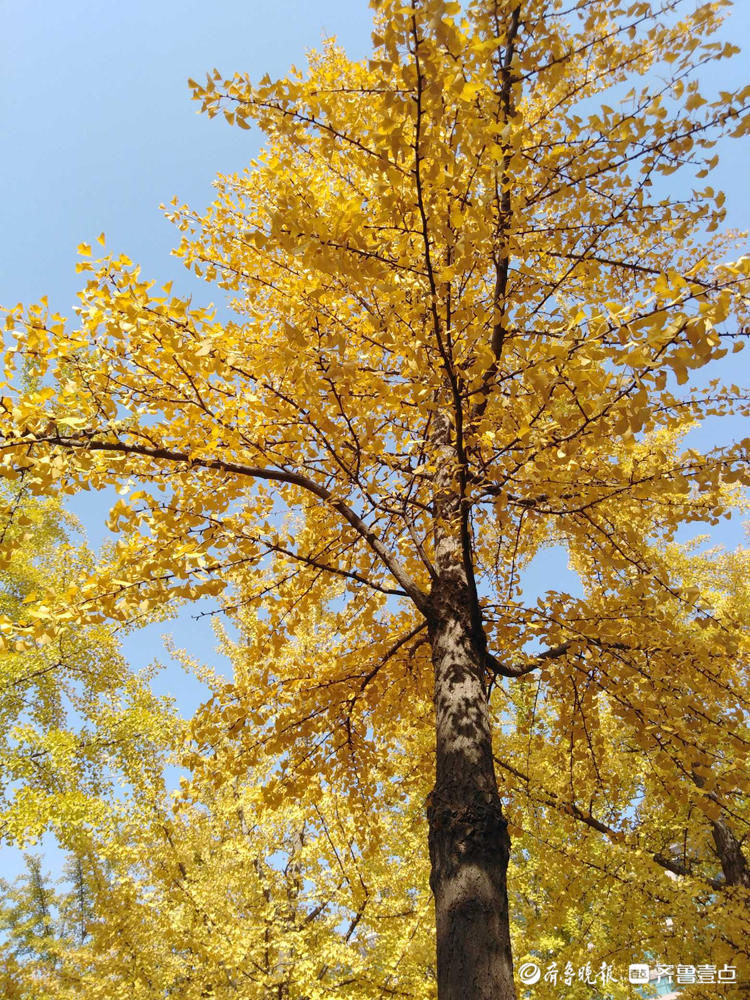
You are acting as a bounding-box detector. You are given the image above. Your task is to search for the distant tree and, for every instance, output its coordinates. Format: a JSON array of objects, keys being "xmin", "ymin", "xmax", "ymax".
[
  {"xmin": 0, "ymin": 481, "xmax": 168, "ymax": 849},
  {"xmin": 0, "ymin": 662, "xmax": 435, "ymax": 1000},
  {"xmin": 58, "ymin": 854, "xmax": 94, "ymax": 947},
  {"xmin": 0, "ymin": 856, "xmax": 56, "ymax": 964}
]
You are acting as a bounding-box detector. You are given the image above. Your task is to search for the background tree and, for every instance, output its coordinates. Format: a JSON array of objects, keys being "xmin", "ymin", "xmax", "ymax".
[
  {"xmin": 0, "ymin": 647, "xmax": 436, "ymax": 1000},
  {"xmin": 0, "ymin": 482, "xmax": 169, "ymax": 849},
  {"xmin": 1, "ymin": 0, "xmax": 749, "ymax": 996},
  {"xmin": 495, "ymin": 522, "xmax": 749, "ymax": 999},
  {"xmin": 0, "ymin": 856, "xmax": 57, "ymax": 970}
]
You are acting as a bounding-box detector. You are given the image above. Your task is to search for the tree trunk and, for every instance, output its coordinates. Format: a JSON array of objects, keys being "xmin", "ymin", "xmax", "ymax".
[
  {"xmin": 692, "ymin": 766, "xmax": 750, "ymax": 890},
  {"xmin": 711, "ymin": 814, "xmax": 750, "ymax": 889},
  {"xmin": 427, "ymin": 575, "xmax": 516, "ymax": 1000}
]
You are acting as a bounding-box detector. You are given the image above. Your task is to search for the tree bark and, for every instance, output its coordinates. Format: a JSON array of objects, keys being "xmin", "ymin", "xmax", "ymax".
[
  {"xmin": 711, "ymin": 816, "xmax": 750, "ymax": 889},
  {"xmin": 691, "ymin": 766, "xmax": 750, "ymax": 890},
  {"xmin": 427, "ymin": 575, "xmax": 516, "ymax": 1000}
]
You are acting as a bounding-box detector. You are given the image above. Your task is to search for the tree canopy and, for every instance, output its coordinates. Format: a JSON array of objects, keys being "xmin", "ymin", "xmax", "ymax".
[{"xmin": 1, "ymin": 0, "xmax": 749, "ymax": 996}]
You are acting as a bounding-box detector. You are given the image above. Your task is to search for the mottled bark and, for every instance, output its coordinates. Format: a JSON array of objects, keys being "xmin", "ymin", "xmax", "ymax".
[
  {"xmin": 427, "ymin": 577, "xmax": 516, "ymax": 1000},
  {"xmin": 710, "ymin": 815, "xmax": 750, "ymax": 889},
  {"xmin": 691, "ymin": 766, "xmax": 749, "ymax": 890},
  {"xmin": 426, "ymin": 405, "xmax": 516, "ymax": 1000}
]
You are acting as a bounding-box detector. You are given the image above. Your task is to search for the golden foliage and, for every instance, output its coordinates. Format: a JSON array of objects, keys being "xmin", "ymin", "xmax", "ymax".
[{"xmin": 1, "ymin": 0, "xmax": 749, "ymax": 994}]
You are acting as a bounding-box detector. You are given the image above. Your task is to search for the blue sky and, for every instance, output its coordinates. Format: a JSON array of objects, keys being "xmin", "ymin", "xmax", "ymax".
[
  {"xmin": 1, "ymin": 0, "xmax": 748, "ymax": 879},
  {"xmin": 3, "ymin": 0, "xmax": 748, "ymax": 312}
]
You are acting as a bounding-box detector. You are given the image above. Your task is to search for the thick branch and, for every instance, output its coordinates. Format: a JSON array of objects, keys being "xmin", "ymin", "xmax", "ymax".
[
  {"xmin": 486, "ymin": 639, "xmax": 573, "ymax": 678},
  {"xmin": 494, "ymin": 755, "xmax": 723, "ymax": 889},
  {"xmin": 691, "ymin": 766, "xmax": 750, "ymax": 889},
  {"xmin": 4, "ymin": 431, "xmax": 430, "ymax": 613}
]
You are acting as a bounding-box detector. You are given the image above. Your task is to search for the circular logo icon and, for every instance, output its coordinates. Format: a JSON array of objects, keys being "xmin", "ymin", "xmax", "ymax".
[{"xmin": 519, "ymin": 962, "xmax": 542, "ymax": 985}]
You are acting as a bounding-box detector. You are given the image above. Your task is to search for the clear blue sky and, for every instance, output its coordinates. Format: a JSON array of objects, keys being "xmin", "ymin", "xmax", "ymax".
[
  {"xmin": 2, "ymin": 0, "xmax": 748, "ymax": 310},
  {"xmin": 1, "ymin": 0, "xmax": 374, "ymax": 308},
  {"xmin": 1, "ymin": 0, "xmax": 748, "ymax": 876}
]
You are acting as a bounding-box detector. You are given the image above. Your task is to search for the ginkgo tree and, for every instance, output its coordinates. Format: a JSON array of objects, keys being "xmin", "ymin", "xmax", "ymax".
[
  {"xmin": 1, "ymin": 619, "xmax": 437, "ymax": 1000},
  {"xmin": 1, "ymin": 0, "xmax": 749, "ymax": 996},
  {"xmin": 196, "ymin": 520, "xmax": 749, "ymax": 999},
  {"xmin": 0, "ymin": 481, "xmax": 169, "ymax": 851}
]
